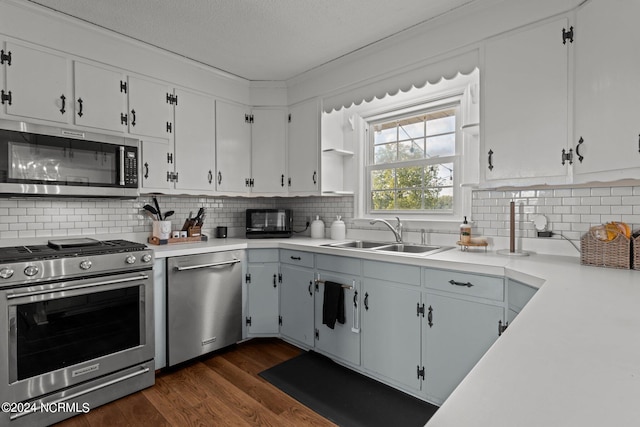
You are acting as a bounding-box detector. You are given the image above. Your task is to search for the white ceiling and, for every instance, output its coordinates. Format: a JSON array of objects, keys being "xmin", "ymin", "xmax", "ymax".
[{"xmin": 27, "ymin": 0, "xmax": 480, "ymax": 81}]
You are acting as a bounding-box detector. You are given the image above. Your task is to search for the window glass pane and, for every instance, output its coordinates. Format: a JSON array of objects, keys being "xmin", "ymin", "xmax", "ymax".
[
  {"xmin": 397, "ymin": 189, "xmax": 422, "ymax": 209},
  {"xmin": 371, "ymin": 169, "xmax": 395, "ymax": 190},
  {"xmin": 426, "ymin": 134, "xmax": 455, "ymax": 158},
  {"xmin": 374, "ymin": 126, "xmax": 397, "ymax": 145},
  {"xmin": 371, "ymin": 190, "xmax": 395, "ymax": 210},
  {"xmin": 424, "ymin": 186, "xmax": 453, "ymax": 210},
  {"xmin": 374, "ymin": 143, "xmax": 397, "ymax": 164},
  {"xmin": 427, "ymin": 115, "xmax": 455, "ymax": 135},
  {"xmin": 396, "ymin": 166, "xmax": 423, "ymax": 189},
  {"xmin": 399, "ymin": 122, "xmax": 424, "ymax": 140},
  {"xmin": 433, "ymin": 163, "xmax": 454, "ymax": 184},
  {"xmin": 398, "ymin": 139, "xmax": 424, "ymax": 161}
]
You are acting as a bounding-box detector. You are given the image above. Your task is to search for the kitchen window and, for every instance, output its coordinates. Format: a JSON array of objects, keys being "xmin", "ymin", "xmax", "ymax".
[{"xmin": 366, "ymin": 105, "xmax": 460, "ymax": 215}]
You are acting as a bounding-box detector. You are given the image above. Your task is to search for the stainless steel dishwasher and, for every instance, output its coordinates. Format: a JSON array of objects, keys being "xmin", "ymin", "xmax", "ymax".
[{"xmin": 166, "ymin": 250, "xmax": 244, "ymax": 366}]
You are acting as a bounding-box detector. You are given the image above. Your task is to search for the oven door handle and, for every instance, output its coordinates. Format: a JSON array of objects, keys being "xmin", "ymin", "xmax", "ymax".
[
  {"xmin": 174, "ymin": 259, "xmax": 241, "ymax": 271},
  {"xmin": 6, "ymin": 274, "xmax": 149, "ymax": 299},
  {"xmin": 10, "ymin": 365, "xmax": 151, "ymax": 421}
]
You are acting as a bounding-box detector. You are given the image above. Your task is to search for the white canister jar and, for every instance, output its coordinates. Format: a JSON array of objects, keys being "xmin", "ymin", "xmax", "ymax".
[
  {"xmin": 330, "ymin": 215, "xmax": 346, "ymax": 240},
  {"xmin": 310, "ymin": 215, "xmax": 325, "ymax": 239}
]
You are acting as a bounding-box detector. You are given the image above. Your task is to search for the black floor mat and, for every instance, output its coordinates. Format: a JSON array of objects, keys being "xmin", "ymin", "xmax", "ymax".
[{"xmin": 259, "ymin": 351, "xmax": 438, "ymax": 427}]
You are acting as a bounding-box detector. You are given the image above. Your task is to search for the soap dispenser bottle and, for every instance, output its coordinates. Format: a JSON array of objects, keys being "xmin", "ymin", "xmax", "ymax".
[
  {"xmin": 310, "ymin": 215, "xmax": 325, "ymax": 239},
  {"xmin": 460, "ymin": 216, "xmax": 471, "ymax": 244}
]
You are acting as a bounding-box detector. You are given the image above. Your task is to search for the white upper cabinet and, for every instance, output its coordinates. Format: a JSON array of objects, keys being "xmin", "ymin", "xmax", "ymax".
[
  {"xmin": 127, "ymin": 75, "xmax": 173, "ymax": 140},
  {"xmin": 215, "ymin": 100, "xmax": 252, "ymax": 194},
  {"xmin": 173, "ymin": 88, "xmax": 215, "ymax": 193},
  {"xmin": 74, "ymin": 61, "xmax": 128, "ymax": 133},
  {"xmin": 573, "ymin": 0, "xmax": 640, "ymax": 181},
  {"xmin": 2, "ymin": 42, "xmax": 70, "ymax": 124},
  {"xmin": 288, "ymin": 99, "xmax": 320, "ymax": 194},
  {"xmin": 482, "ymin": 17, "xmax": 571, "ymax": 186},
  {"xmin": 251, "ymin": 108, "xmax": 287, "ymax": 194}
]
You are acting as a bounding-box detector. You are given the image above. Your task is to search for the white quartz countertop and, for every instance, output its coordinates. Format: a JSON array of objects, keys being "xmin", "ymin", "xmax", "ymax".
[{"xmin": 150, "ymin": 236, "xmax": 640, "ymax": 426}]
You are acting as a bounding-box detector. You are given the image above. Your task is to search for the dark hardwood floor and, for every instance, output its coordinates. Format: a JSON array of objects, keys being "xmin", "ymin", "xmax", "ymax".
[{"xmin": 54, "ymin": 338, "xmax": 337, "ymax": 427}]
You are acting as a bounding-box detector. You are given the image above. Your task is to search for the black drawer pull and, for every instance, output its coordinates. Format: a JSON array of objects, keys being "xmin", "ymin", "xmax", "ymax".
[
  {"xmin": 449, "ymin": 279, "xmax": 473, "ymax": 288},
  {"xmin": 290, "ymin": 256, "xmax": 301, "ymax": 260}
]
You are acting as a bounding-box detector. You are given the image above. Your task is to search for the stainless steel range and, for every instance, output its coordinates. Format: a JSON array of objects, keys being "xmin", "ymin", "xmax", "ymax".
[{"xmin": 0, "ymin": 238, "xmax": 155, "ymax": 427}]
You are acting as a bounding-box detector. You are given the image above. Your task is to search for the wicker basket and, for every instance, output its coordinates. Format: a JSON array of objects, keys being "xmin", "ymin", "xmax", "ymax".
[
  {"xmin": 580, "ymin": 231, "xmax": 631, "ymax": 269},
  {"xmin": 633, "ymin": 235, "xmax": 640, "ymax": 271}
]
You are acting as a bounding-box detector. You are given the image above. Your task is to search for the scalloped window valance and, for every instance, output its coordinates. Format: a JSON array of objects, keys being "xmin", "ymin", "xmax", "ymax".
[{"xmin": 322, "ymin": 49, "xmax": 479, "ymax": 113}]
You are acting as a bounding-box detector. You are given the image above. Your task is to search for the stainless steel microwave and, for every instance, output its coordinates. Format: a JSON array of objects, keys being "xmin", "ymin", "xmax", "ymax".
[
  {"xmin": 246, "ymin": 209, "xmax": 293, "ymax": 238},
  {"xmin": 0, "ymin": 120, "xmax": 139, "ymax": 198}
]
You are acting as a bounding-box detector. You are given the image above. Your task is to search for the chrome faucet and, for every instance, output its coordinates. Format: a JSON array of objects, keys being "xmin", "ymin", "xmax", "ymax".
[{"xmin": 370, "ymin": 217, "xmax": 403, "ymax": 243}]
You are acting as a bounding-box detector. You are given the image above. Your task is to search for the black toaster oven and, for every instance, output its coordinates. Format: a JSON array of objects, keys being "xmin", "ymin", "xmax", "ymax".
[{"xmin": 246, "ymin": 209, "xmax": 293, "ymax": 238}]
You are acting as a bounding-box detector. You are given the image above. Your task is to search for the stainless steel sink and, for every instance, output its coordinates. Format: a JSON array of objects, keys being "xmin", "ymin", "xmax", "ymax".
[
  {"xmin": 373, "ymin": 243, "xmax": 446, "ymax": 254},
  {"xmin": 323, "ymin": 240, "xmax": 388, "ymax": 249},
  {"xmin": 321, "ymin": 240, "xmax": 452, "ymax": 256}
]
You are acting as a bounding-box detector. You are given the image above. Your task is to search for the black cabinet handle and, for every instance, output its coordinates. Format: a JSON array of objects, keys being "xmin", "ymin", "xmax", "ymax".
[
  {"xmin": 60, "ymin": 94, "xmax": 66, "ymax": 114},
  {"xmin": 217, "ymin": 171, "xmax": 222, "ymax": 185},
  {"xmin": 353, "ymin": 290, "xmax": 358, "ymax": 307},
  {"xmin": 273, "ymin": 274, "xmax": 277, "ymax": 288},
  {"xmin": 364, "ymin": 292, "xmax": 369, "ymax": 311},
  {"xmin": 427, "ymin": 305, "xmax": 433, "ymax": 327},
  {"xmin": 290, "ymin": 256, "xmax": 301, "ymax": 261},
  {"xmin": 143, "ymin": 162, "xmax": 149, "ymax": 179},
  {"xmin": 77, "ymin": 98, "xmax": 83, "ymax": 117},
  {"xmin": 312, "ymin": 171, "xmax": 317, "ymax": 184},
  {"xmin": 488, "ymin": 149, "xmax": 494, "ymax": 171},
  {"xmin": 308, "ymin": 281, "xmax": 313, "ymax": 296},
  {"xmin": 449, "ymin": 279, "xmax": 473, "ymax": 288},
  {"xmin": 576, "ymin": 137, "xmax": 584, "ymax": 163},
  {"xmin": 281, "ymin": 174, "xmax": 285, "ymax": 187},
  {"xmin": 131, "ymin": 109, "xmax": 136, "ymax": 127},
  {"xmin": 208, "ymin": 170, "xmax": 213, "ymax": 184}
]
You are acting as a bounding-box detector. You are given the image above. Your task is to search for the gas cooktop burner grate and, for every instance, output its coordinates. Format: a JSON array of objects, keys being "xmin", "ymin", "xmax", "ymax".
[{"xmin": 0, "ymin": 239, "xmax": 147, "ymax": 263}]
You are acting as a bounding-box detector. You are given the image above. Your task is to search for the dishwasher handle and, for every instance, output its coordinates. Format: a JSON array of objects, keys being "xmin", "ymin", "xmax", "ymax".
[{"xmin": 174, "ymin": 258, "xmax": 241, "ymax": 271}]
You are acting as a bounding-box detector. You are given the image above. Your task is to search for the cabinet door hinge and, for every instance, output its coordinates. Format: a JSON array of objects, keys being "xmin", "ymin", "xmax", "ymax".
[
  {"xmin": 562, "ymin": 26, "xmax": 574, "ymax": 44},
  {"xmin": 120, "ymin": 80, "xmax": 127, "ymax": 93},
  {"xmin": 167, "ymin": 153, "xmax": 173, "ymax": 164},
  {"xmin": 245, "ymin": 273, "xmax": 251, "ymax": 284},
  {"xmin": 561, "ymin": 148, "xmax": 573, "ymax": 166},
  {"xmin": 166, "ymin": 93, "xmax": 178, "ymax": 105},
  {"xmin": 417, "ymin": 302, "xmax": 425, "ymax": 317},
  {"xmin": 278, "ymin": 273, "xmax": 282, "ymax": 283},
  {"xmin": 0, "ymin": 90, "xmax": 12, "ymax": 105},
  {"xmin": 166, "ymin": 122, "xmax": 173, "ymax": 133},
  {"xmin": 278, "ymin": 315, "xmax": 283, "ymax": 326},
  {"xmin": 245, "ymin": 316, "xmax": 252, "ymax": 326},
  {"xmin": 120, "ymin": 113, "xmax": 128, "ymax": 125},
  {"xmin": 0, "ymin": 49, "xmax": 11, "ymax": 65},
  {"xmin": 498, "ymin": 320, "xmax": 509, "ymax": 336},
  {"xmin": 417, "ymin": 365, "xmax": 425, "ymax": 380},
  {"xmin": 314, "ymin": 328, "xmax": 319, "ymax": 340},
  {"xmin": 166, "ymin": 171, "xmax": 178, "ymax": 183},
  {"xmin": 245, "ymin": 114, "xmax": 254, "ymax": 123}
]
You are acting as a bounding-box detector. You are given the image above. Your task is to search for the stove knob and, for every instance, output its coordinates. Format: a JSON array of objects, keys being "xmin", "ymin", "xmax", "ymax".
[
  {"xmin": 141, "ymin": 254, "xmax": 152, "ymax": 263},
  {"xmin": 80, "ymin": 260, "xmax": 92, "ymax": 270},
  {"xmin": 0, "ymin": 267, "xmax": 14, "ymax": 279},
  {"xmin": 125, "ymin": 255, "xmax": 136, "ymax": 265},
  {"xmin": 24, "ymin": 265, "xmax": 39, "ymax": 277}
]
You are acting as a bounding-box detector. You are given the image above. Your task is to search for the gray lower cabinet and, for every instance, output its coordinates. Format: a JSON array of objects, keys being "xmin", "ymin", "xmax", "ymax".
[
  {"xmin": 422, "ymin": 292, "xmax": 504, "ymax": 404},
  {"xmin": 361, "ymin": 261, "xmax": 422, "ymax": 392},
  {"xmin": 314, "ymin": 254, "xmax": 361, "ymax": 366},
  {"xmin": 421, "ymin": 268, "xmax": 505, "ymax": 404},
  {"xmin": 245, "ymin": 250, "xmax": 280, "ymax": 336},
  {"xmin": 153, "ymin": 258, "xmax": 166, "ymax": 370},
  {"xmin": 279, "ymin": 250, "xmax": 315, "ymax": 347}
]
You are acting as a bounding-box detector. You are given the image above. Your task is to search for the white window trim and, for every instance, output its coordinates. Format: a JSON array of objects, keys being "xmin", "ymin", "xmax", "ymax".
[{"xmin": 353, "ymin": 88, "xmax": 472, "ymax": 225}]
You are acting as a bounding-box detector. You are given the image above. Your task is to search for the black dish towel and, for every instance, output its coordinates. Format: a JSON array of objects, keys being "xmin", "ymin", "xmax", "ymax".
[{"xmin": 322, "ymin": 281, "xmax": 345, "ymax": 329}]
